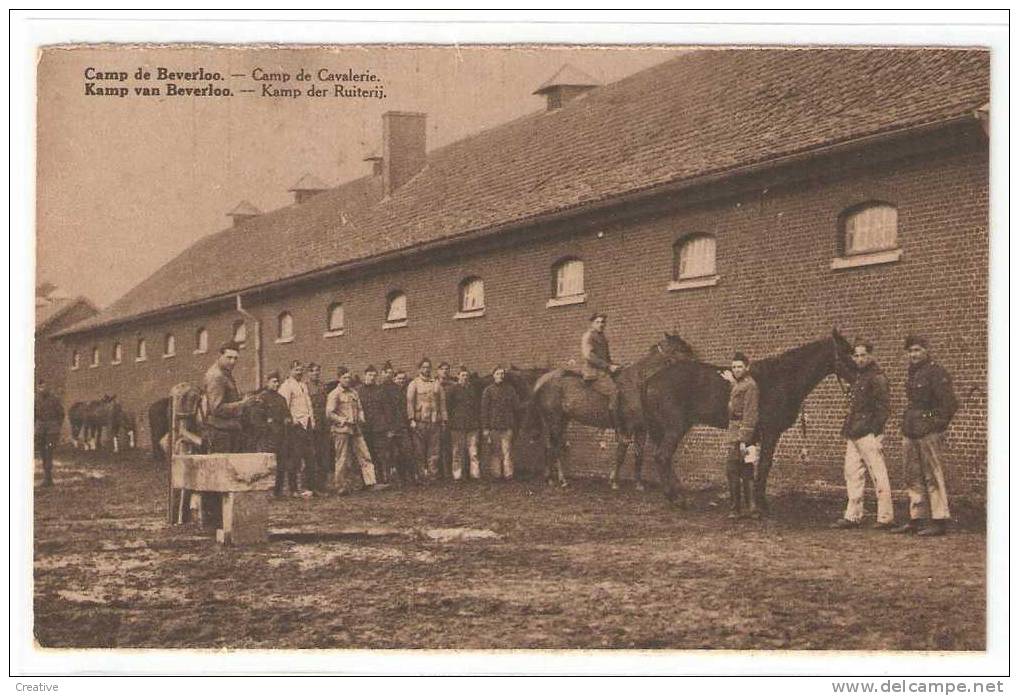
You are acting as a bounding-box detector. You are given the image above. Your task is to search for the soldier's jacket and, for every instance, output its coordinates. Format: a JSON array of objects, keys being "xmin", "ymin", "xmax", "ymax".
[
  {"xmin": 727, "ymin": 375, "xmax": 760, "ymax": 445},
  {"xmin": 902, "ymin": 359, "xmax": 958, "ymax": 439},
  {"xmin": 307, "ymin": 381, "xmax": 328, "ymax": 433},
  {"xmin": 842, "ymin": 362, "xmax": 890, "ymax": 439},
  {"xmin": 244, "ymin": 388, "xmax": 291, "ymax": 451},
  {"xmin": 35, "ymin": 389, "xmax": 65, "ymax": 435},
  {"xmin": 203, "ymin": 363, "xmax": 245, "ymax": 431},
  {"xmin": 379, "ymin": 382, "xmax": 409, "ymax": 433},
  {"xmin": 581, "ymin": 328, "xmax": 613, "ymax": 381},
  {"xmin": 357, "ymin": 382, "xmax": 387, "ymax": 433}
]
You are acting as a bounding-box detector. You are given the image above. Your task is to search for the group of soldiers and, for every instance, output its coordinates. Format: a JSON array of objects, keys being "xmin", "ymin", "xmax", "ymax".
[
  {"xmin": 721, "ymin": 333, "xmax": 959, "ymax": 537},
  {"xmin": 201, "ymin": 340, "xmax": 523, "ymax": 497}
]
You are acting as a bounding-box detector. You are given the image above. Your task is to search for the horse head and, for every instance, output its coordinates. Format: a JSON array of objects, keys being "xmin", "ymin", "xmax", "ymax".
[
  {"xmin": 658, "ymin": 332, "xmax": 698, "ymax": 360},
  {"xmin": 830, "ymin": 328, "xmax": 858, "ymax": 384}
]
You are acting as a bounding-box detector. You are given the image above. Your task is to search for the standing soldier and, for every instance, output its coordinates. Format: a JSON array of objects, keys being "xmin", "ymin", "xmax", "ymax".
[
  {"xmin": 831, "ymin": 340, "xmax": 894, "ymax": 530},
  {"xmin": 381, "ymin": 364, "xmax": 415, "ymax": 485},
  {"xmin": 244, "ymin": 371, "xmax": 292, "ymax": 496},
  {"xmin": 306, "ymin": 363, "xmax": 331, "ymax": 494},
  {"xmin": 891, "ymin": 336, "xmax": 958, "ymax": 537},
  {"xmin": 447, "ymin": 366, "xmax": 482, "ymax": 481},
  {"xmin": 327, "ymin": 367, "xmax": 377, "ymax": 494},
  {"xmin": 581, "ymin": 313, "xmax": 623, "ymax": 433},
  {"xmin": 34, "ymin": 379, "xmax": 64, "ymax": 487},
  {"xmin": 723, "ymin": 352, "xmax": 759, "ymax": 519},
  {"xmin": 358, "ymin": 365, "xmax": 389, "ymax": 484},
  {"xmin": 406, "ymin": 357, "xmax": 447, "ymax": 482},
  {"xmin": 437, "ymin": 361, "xmax": 455, "ymax": 480},
  {"xmin": 278, "ymin": 360, "xmax": 316, "ymax": 497},
  {"xmin": 202, "ymin": 340, "xmax": 253, "ymax": 453},
  {"xmin": 482, "ymin": 366, "xmax": 521, "ymax": 481}
]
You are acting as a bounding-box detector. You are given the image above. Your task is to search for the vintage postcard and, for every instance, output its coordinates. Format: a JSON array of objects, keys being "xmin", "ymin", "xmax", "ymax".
[{"xmin": 15, "ymin": 11, "xmax": 1008, "ymax": 681}]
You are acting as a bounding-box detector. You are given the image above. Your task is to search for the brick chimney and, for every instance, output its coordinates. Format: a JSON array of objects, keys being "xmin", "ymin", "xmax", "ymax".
[
  {"xmin": 288, "ymin": 173, "xmax": 329, "ymax": 204},
  {"xmin": 382, "ymin": 111, "xmax": 427, "ymax": 196},
  {"xmin": 533, "ymin": 64, "xmax": 600, "ymax": 111},
  {"xmin": 227, "ymin": 200, "xmax": 261, "ymax": 227}
]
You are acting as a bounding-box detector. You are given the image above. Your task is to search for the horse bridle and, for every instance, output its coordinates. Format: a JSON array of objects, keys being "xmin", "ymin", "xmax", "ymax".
[{"xmin": 830, "ymin": 336, "xmax": 853, "ymax": 398}]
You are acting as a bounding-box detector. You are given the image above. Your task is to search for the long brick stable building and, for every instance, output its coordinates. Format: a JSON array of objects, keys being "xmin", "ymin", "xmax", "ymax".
[{"xmin": 55, "ymin": 49, "xmax": 990, "ymax": 497}]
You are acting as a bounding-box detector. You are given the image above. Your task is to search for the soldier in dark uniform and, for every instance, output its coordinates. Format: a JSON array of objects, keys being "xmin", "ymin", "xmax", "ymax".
[
  {"xmin": 34, "ymin": 379, "xmax": 64, "ymax": 487},
  {"xmin": 307, "ymin": 362, "xmax": 331, "ymax": 493},
  {"xmin": 244, "ymin": 371, "xmax": 292, "ymax": 496},
  {"xmin": 383, "ymin": 365, "xmax": 416, "ymax": 485},
  {"xmin": 357, "ymin": 365, "xmax": 389, "ymax": 484},
  {"xmin": 581, "ymin": 313, "xmax": 623, "ymax": 431},
  {"xmin": 891, "ymin": 335, "xmax": 959, "ymax": 537}
]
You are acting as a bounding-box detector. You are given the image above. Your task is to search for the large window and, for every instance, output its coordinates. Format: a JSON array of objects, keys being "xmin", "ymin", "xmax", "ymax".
[
  {"xmin": 232, "ymin": 320, "xmax": 247, "ymax": 346},
  {"xmin": 385, "ymin": 290, "xmax": 407, "ymax": 327},
  {"xmin": 277, "ymin": 311, "xmax": 294, "ymax": 342},
  {"xmin": 163, "ymin": 333, "xmax": 176, "ymax": 357},
  {"xmin": 111, "ymin": 342, "xmax": 122, "ymax": 364},
  {"xmin": 195, "ymin": 327, "xmax": 208, "ymax": 354},
  {"xmin": 841, "ymin": 203, "xmax": 898, "ymax": 256},
  {"xmin": 136, "ymin": 338, "xmax": 147, "ymax": 362},
  {"xmin": 552, "ymin": 258, "xmax": 584, "ymax": 299},
  {"xmin": 326, "ymin": 303, "xmax": 345, "ymax": 335},
  {"xmin": 458, "ymin": 277, "xmax": 485, "ymax": 315},
  {"xmin": 674, "ymin": 235, "xmax": 717, "ymax": 280}
]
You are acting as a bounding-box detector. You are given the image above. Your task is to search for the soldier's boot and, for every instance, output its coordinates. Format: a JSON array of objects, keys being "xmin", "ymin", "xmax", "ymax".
[{"xmin": 726, "ymin": 466, "xmax": 742, "ymax": 519}]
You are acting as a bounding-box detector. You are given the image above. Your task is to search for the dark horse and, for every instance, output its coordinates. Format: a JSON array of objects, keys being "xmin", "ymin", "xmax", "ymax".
[
  {"xmin": 68, "ymin": 395, "xmax": 121, "ymax": 450},
  {"xmin": 148, "ymin": 396, "xmax": 171, "ymax": 461},
  {"xmin": 525, "ymin": 333, "xmax": 697, "ymax": 488},
  {"xmin": 643, "ymin": 330, "xmax": 857, "ymax": 510}
]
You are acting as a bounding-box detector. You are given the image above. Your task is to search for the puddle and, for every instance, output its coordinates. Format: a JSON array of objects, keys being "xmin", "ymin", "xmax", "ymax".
[{"xmin": 417, "ymin": 528, "xmax": 501, "ymax": 542}]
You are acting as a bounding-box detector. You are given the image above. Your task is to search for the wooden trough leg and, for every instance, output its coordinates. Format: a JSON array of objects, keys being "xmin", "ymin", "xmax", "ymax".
[{"xmin": 216, "ymin": 492, "xmax": 268, "ymax": 546}]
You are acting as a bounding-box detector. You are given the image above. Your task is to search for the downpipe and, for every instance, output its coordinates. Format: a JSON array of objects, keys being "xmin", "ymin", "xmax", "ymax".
[{"xmin": 235, "ymin": 294, "xmax": 263, "ymax": 391}]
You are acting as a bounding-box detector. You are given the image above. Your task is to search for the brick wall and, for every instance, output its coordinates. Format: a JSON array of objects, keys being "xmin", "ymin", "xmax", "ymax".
[{"xmin": 60, "ymin": 137, "xmax": 988, "ymax": 496}]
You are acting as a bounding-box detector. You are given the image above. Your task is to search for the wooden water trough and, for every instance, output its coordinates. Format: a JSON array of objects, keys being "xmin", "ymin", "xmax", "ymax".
[{"xmin": 170, "ymin": 453, "xmax": 276, "ymax": 545}]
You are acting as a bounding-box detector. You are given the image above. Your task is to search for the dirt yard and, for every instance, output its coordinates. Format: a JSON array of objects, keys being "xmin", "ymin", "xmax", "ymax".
[{"xmin": 33, "ymin": 448, "xmax": 985, "ymax": 650}]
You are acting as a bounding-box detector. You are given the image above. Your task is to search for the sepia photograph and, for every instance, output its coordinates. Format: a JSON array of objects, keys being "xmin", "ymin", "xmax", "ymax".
[{"xmin": 13, "ymin": 10, "xmax": 1008, "ymax": 680}]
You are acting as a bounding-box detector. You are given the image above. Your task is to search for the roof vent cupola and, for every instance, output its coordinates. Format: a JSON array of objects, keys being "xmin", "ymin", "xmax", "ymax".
[
  {"xmin": 288, "ymin": 174, "xmax": 329, "ymax": 204},
  {"xmin": 227, "ymin": 200, "xmax": 262, "ymax": 227},
  {"xmin": 533, "ymin": 64, "xmax": 600, "ymax": 112}
]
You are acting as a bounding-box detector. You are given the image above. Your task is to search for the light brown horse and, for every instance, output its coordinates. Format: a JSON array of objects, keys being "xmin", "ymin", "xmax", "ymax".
[{"xmin": 524, "ymin": 333, "xmax": 696, "ymax": 488}]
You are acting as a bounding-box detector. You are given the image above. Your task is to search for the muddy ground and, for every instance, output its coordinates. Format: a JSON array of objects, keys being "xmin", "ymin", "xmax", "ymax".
[{"xmin": 33, "ymin": 448, "xmax": 985, "ymax": 650}]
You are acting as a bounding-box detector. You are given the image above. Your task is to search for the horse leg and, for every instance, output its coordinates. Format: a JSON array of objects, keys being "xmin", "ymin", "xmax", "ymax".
[
  {"xmin": 754, "ymin": 433, "xmax": 780, "ymax": 515},
  {"xmin": 654, "ymin": 426, "xmax": 687, "ymax": 508},
  {"xmin": 610, "ymin": 438, "xmax": 628, "ymax": 491},
  {"xmin": 633, "ymin": 431, "xmax": 646, "ymax": 492}
]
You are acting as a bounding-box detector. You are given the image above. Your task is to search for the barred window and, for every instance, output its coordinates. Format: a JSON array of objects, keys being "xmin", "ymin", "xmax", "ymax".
[
  {"xmin": 674, "ymin": 235, "xmax": 716, "ymax": 280},
  {"xmin": 277, "ymin": 312, "xmax": 294, "ymax": 340},
  {"xmin": 195, "ymin": 327, "xmax": 208, "ymax": 353},
  {"xmin": 164, "ymin": 333, "xmax": 176, "ymax": 357},
  {"xmin": 232, "ymin": 320, "xmax": 247, "ymax": 346},
  {"xmin": 553, "ymin": 258, "xmax": 584, "ymax": 299},
  {"xmin": 459, "ymin": 277, "xmax": 485, "ymax": 313},
  {"xmin": 841, "ymin": 203, "xmax": 898, "ymax": 256},
  {"xmin": 112, "ymin": 342, "xmax": 122, "ymax": 364},
  {"xmin": 327, "ymin": 303, "xmax": 345, "ymax": 332},
  {"xmin": 386, "ymin": 291, "xmax": 407, "ymax": 323}
]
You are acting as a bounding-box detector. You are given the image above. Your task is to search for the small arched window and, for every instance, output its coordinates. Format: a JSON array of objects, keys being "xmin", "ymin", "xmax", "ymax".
[
  {"xmin": 277, "ymin": 312, "xmax": 294, "ymax": 342},
  {"xmin": 840, "ymin": 203, "xmax": 898, "ymax": 256},
  {"xmin": 195, "ymin": 327, "xmax": 208, "ymax": 354},
  {"xmin": 71, "ymin": 350, "xmax": 80, "ymax": 370},
  {"xmin": 552, "ymin": 258, "xmax": 584, "ymax": 299},
  {"xmin": 164, "ymin": 333, "xmax": 176, "ymax": 357},
  {"xmin": 136, "ymin": 337, "xmax": 147, "ymax": 361},
  {"xmin": 674, "ymin": 235, "xmax": 717, "ymax": 280},
  {"xmin": 326, "ymin": 303, "xmax": 345, "ymax": 334},
  {"xmin": 111, "ymin": 342, "xmax": 122, "ymax": 364},
  {"xmin": 385, "ymin": 291, "xmax": 408, "ymax": 326},
  {"xmin": 232, "ymin": 320, "xmax": 247, "ymax": 346},
  {"xmin": 459, "ymin": 277, "xmax": 485, "ymax": 314},
  {"xmin": 90, "ymin": 346, "xmax": 100, "ymax": 367}
]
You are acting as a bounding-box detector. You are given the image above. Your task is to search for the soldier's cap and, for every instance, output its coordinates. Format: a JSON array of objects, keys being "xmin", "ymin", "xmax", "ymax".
[
  {"xmin": 336, "ymin": 366, "xmax": 350, "ymax": 377},
  {"xmin": 266, "ymin": 370, "xmax": 281, "ymax": 381},
  {"xmin": 438, "ymin": 361, "xmax": 451, "ymax": 369},
  {"xmin": 219, "ymin": 340, "xmax": 242, "ymax": 354},
  {"xmin": 590, "ymin": 312, "xmax": 607, "ymax": 322},
  {"xmin": 382, "ymin": 360, "xmax": 394, "ymax": 371},
  {"xmin": 904, "ymin": 334, "xmax": 929, "ymax": 350},
  {"xmin": 307, "ymin": 362, "xmax": 321, "ymax": 370},
  {"xmin": 290, "ymin": 359, "xmax": 303, "ymax": 369},
  {"xmin": 732, "ymin": 352, "xmax": 750, "ymax": 365},
  {"xmin": 365, "ymin": 364, "xmax": 378, "ymax": 373}
]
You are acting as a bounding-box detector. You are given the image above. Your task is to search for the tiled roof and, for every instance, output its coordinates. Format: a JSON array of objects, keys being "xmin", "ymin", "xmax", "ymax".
[
  {"xmin": 533, "ymin": 63, "xmax": 600, "ymax": 93},
  {"xmin": 37, "ymin": 296, "xmax": 97, "ymax": 334},
  {"xmin": 61, "ymin": 48, "xmax": 989, "ymax": 336}
]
